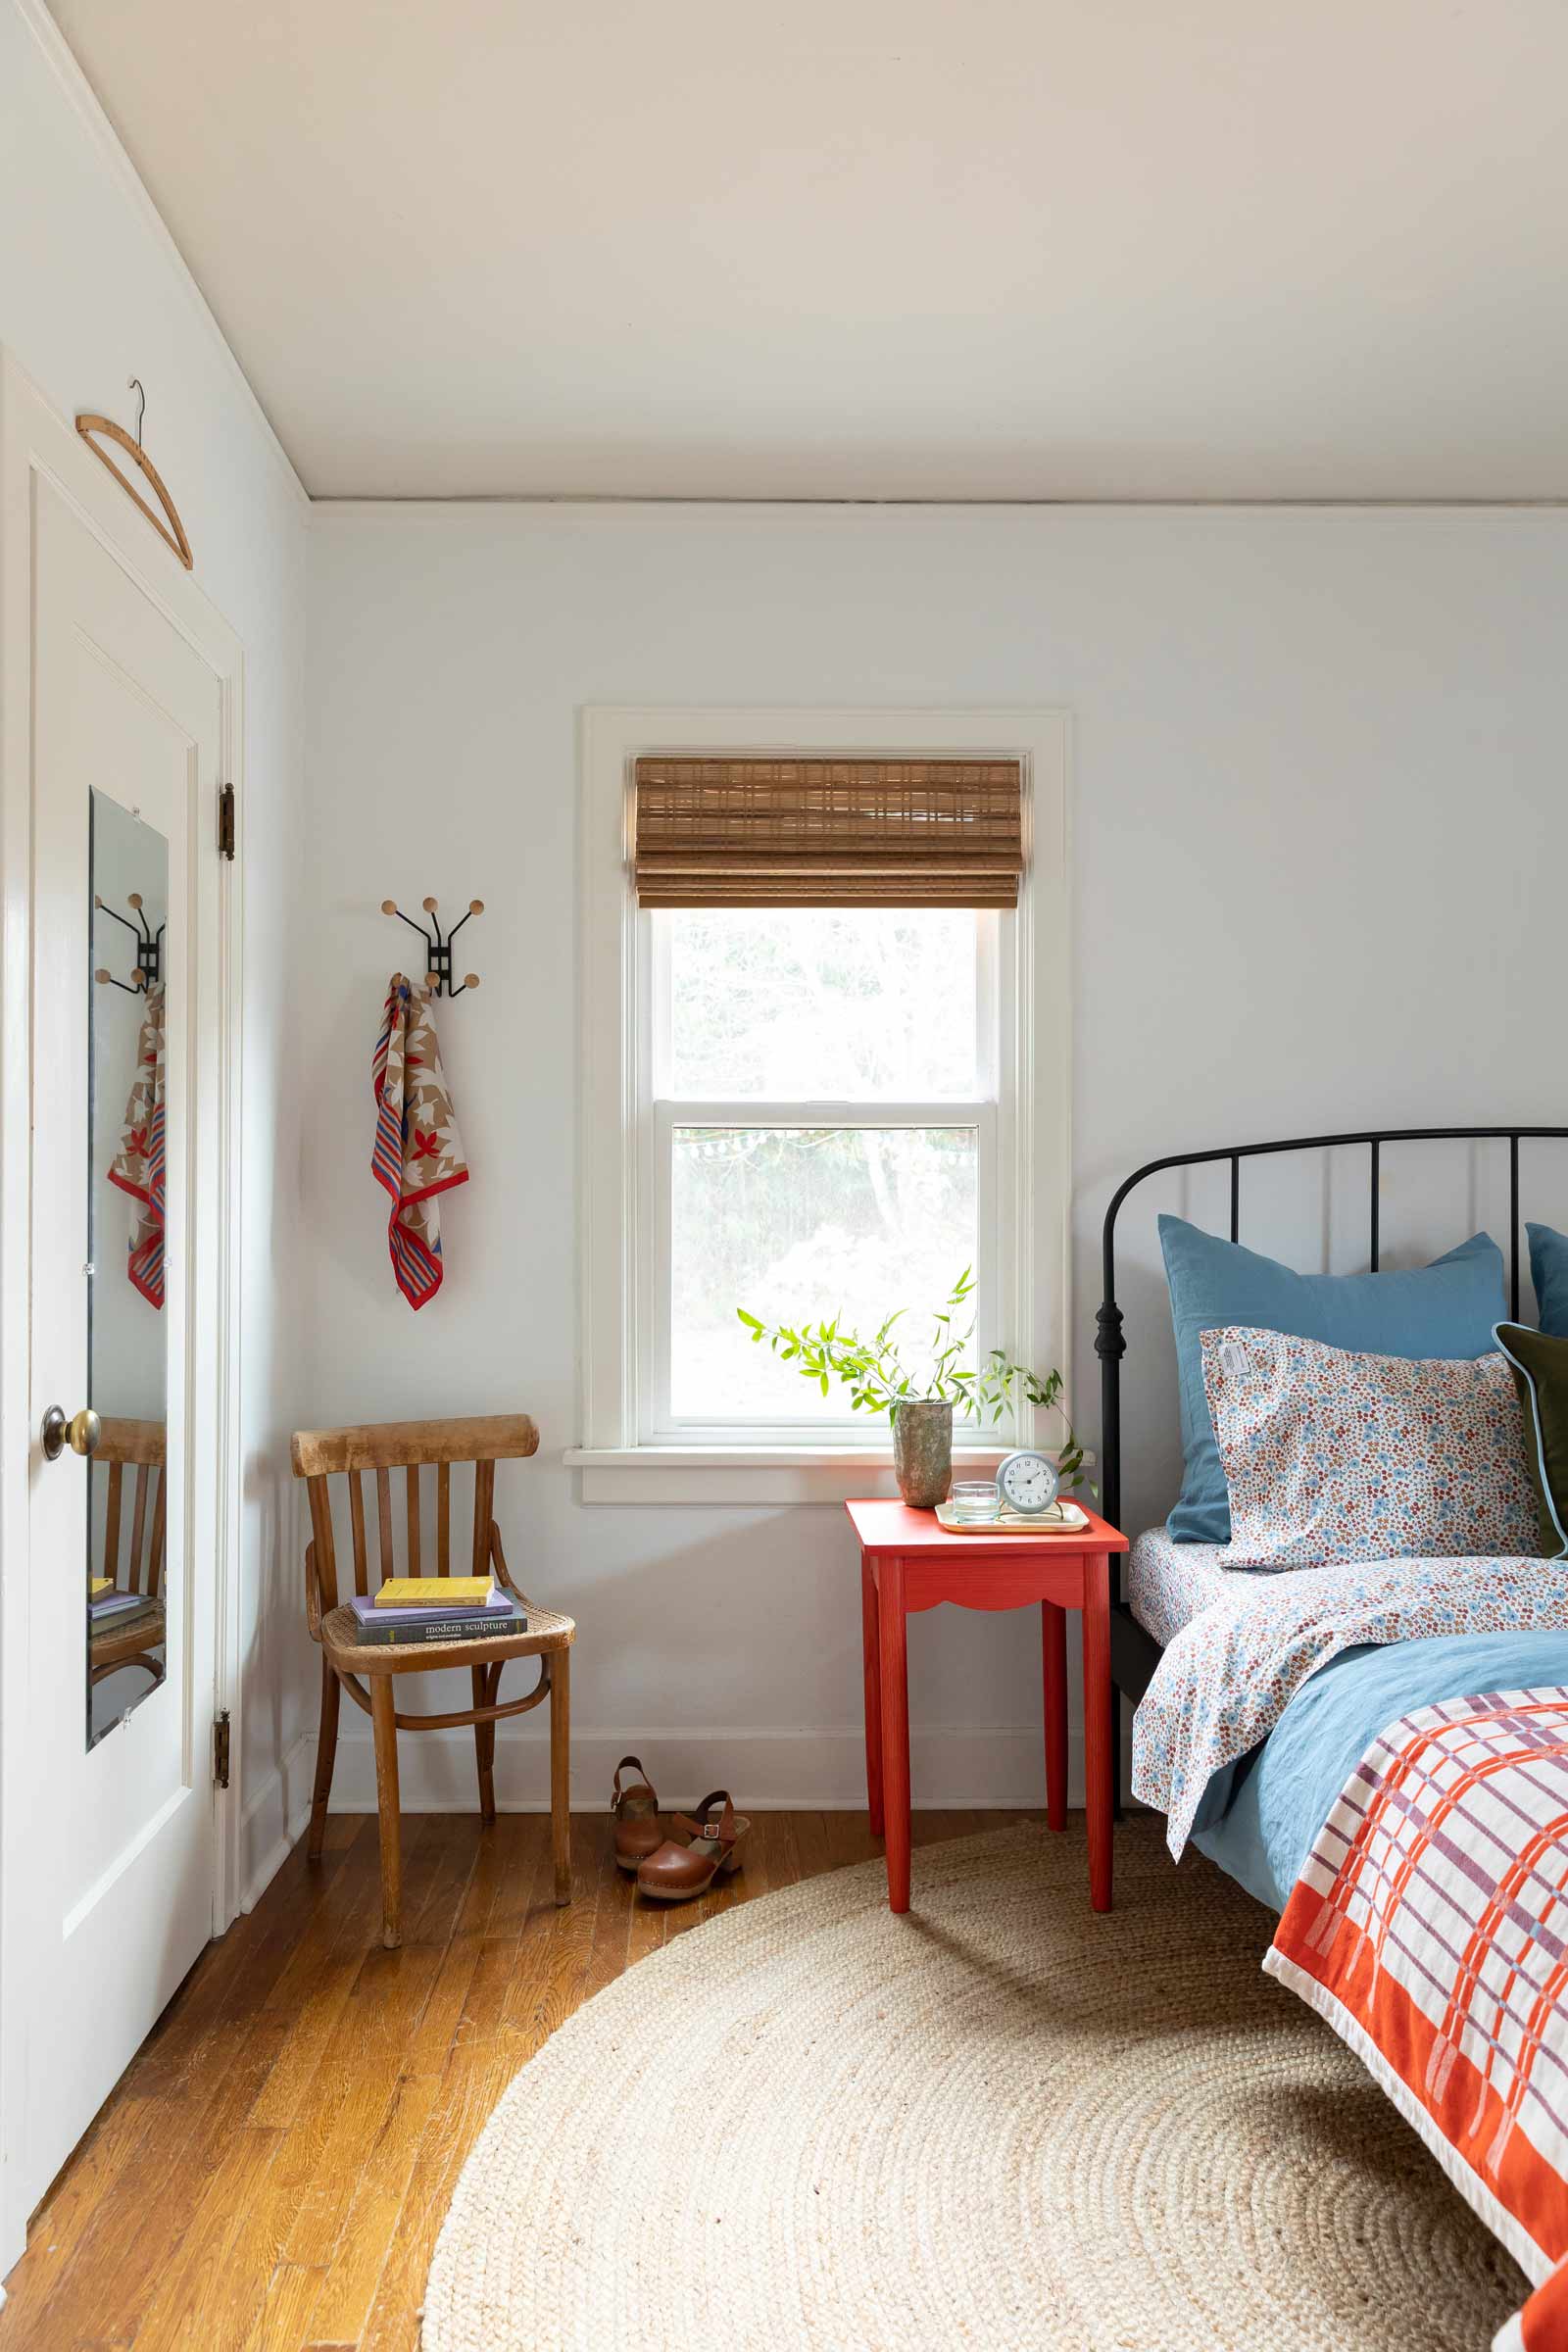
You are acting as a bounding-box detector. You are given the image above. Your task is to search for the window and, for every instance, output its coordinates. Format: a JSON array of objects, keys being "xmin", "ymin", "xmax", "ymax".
[
  {"xmin": 574, "ymin": 710, "xmax": 1069, "ymax": 1501},
  {"xmin": 653, "ymin": 906, "xmax": 997, "ymax": 1433}
]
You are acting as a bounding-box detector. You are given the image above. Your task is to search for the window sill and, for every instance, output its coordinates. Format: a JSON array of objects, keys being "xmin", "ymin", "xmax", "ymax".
[{"xmin": 562, "ymin": 1445, "xmax": 1090, "ymax": 1506}]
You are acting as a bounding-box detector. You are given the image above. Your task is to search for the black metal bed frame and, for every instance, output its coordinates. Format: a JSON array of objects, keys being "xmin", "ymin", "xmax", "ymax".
[{"xmin": 1095, "ymin": 1126, "xmax": 1568, "ymax": 1748}]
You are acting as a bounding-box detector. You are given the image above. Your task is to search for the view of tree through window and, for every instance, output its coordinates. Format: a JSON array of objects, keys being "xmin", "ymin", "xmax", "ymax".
[{"xmin": 659, "ymin": 910, "xmax": 987, "ymax": 1424}]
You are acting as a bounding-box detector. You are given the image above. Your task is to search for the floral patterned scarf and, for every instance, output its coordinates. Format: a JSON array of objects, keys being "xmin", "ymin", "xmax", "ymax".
[
  {"xmin": 371, "ymin": 976, "xmax": 469, "ymax": 1309},
  {"xmin": 107, "ymin": 981, "xmax": 166, "ymax": 1308}
]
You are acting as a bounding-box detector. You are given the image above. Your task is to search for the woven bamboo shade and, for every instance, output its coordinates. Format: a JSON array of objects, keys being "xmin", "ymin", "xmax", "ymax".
[{"xmin": 632, "ymin": 758, "xmax": 1024, "ymax": 908}]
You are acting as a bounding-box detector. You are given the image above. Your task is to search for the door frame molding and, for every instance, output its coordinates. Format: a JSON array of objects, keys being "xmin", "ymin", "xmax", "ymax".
[{"xmin": 0, "ymin": 347, "xmax": 245, "ymax": 2271}]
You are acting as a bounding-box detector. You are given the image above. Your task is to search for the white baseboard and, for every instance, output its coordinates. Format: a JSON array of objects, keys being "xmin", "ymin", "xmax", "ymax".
[
  {"xmin": 239, "ymin": 1731, "xmax": 318, "ymax": 1909},
  {"xmin": 311, "ymin": 1723, "xmax": 1136, "ymax": 1814}
]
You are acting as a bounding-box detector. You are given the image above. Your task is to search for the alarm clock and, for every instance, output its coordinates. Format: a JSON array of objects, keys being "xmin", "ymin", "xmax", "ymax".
[{"xmin": 996, "ymin": 1449, "xmax": 1061, "ymax": 1516}]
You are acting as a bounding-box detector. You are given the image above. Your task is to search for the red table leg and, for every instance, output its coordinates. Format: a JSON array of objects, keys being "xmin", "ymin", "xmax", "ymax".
[
  {"xmin": 861, "ymin": 1553, "xmax": 884, "ymax": 1837},
  {"xmin": 1042, "ymin": 1600, "xmax": 1068, "ymax": 1832},
  {"xmin": 1081, "ymin": 1554, "xmax": 1113, "ymax": 1912},
  {"xmin": 877, "ymin": 1556, "xmax": 911, "ymax": 1913}
]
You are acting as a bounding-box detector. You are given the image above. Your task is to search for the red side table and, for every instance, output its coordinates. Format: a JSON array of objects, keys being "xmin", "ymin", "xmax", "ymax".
[{"xmin": 846, "ymin": 1497, "xmax": 1130, "ymax": 1915}]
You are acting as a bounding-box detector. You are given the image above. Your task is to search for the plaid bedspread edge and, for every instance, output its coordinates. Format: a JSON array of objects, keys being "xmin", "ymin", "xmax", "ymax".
[{"xmin": 1263, "ymin": 1686, "xmax": 1568, "ymax": 2352}]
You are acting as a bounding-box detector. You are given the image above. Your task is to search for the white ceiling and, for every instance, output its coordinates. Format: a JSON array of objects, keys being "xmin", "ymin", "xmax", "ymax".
[{"xmin": 48, "ymin": 0, "xmax": 1568, "ymax": 501}]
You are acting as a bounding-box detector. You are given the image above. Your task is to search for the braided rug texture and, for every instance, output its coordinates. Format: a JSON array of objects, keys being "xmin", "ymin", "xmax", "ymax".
[{"xmin": 422, "ymin": 1818, "xmax": 1524, "ymax": 2352}]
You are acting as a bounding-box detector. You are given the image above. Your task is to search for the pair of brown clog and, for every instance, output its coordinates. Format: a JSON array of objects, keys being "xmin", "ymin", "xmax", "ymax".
[{"xmin": 610, "ymin": 1755, "xmax": 750, "ymax": 1903}]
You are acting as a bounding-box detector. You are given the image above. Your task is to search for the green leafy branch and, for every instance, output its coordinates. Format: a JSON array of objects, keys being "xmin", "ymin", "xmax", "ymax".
[{"xmin": 736, "ymin": 1267, "xmax": 1091, "ymax": 1491}]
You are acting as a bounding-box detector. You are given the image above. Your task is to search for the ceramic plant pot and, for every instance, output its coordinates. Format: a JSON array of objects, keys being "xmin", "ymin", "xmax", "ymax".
[{"xmin": 893, "ymin": 1397, "xmax": 953, "ymax": 1508}]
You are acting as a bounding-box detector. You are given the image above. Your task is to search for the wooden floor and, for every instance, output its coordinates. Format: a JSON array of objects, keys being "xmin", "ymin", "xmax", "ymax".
[{"xmin": 0, "ymin": 1807, "xmax": 1028, "ymax": 2351}]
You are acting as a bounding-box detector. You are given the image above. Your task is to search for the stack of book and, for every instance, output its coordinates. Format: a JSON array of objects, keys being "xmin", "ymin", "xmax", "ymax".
[
  {"xmin": 348, "ymin": 1577, "xmax": 528, "ymax": 1646},
  {"xmin": 90, "ymin": 1588, "xmax": 164, "ymax": 1644}
]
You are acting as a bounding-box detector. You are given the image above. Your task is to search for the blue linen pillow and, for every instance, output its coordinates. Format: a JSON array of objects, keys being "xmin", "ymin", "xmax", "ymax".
[
  {"xmin": 1158, "ymin": 1215, "xmax": 1508, "ymax": 1544},
  {"xmin": 1528, "ymin": 1223, "xmax": 1568, "ymax": 1338}
]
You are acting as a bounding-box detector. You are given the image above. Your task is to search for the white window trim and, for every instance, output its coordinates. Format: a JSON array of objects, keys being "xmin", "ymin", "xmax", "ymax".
[{"xmin": 569, "ymin": 705, "xmax": 1072, "ymax": 1503}]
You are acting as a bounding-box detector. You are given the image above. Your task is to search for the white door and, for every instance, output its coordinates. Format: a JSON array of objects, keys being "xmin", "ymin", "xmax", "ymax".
[{"xmin": 22, "ymin": 477, "xmax": 223, "ymax": 2210}]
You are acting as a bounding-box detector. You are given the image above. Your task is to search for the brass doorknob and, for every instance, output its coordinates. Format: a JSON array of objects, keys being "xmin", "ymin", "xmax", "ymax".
[{"xmin": 40, "ymin": 1405, "xmax": 101, "ymax": 1462}]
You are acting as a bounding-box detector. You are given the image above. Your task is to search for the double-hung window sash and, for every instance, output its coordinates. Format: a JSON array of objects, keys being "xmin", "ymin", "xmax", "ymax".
[{"xmin": 634, "ymin": 757, "xmax": 1024, "ymax": 1443}]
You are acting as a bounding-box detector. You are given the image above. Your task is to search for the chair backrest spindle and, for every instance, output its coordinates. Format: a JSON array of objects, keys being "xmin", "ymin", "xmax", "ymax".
[
  {"xmin": 472, "ymin": 1456, "xmax": 495, "ymax": 1578},
  {"xmin": 406, "ymin": 1464, "xmax": 421, "ymax": 1577},
  {"xmin": 127, "ymin": 1464, "xmax": 149, "ymax": 1594},
  {"xmin": 349, "ymin": 1470, "xmax": 369, "ymax": 1597},
  {"xmin": 376, "ymin": 1467, "xmax": 394, "ymax": 1583}
]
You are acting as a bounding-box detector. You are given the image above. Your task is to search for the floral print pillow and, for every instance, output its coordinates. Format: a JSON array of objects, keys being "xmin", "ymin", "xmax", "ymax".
[{"xmin": 1201, "ymin": 1326, "xmax": 1540, "ymax": 1569}]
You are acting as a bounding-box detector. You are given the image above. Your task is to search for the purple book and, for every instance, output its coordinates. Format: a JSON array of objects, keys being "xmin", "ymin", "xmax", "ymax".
[{"xmin": 347, "ymin": 1587, "xmax": 514, "ymax": 1631}]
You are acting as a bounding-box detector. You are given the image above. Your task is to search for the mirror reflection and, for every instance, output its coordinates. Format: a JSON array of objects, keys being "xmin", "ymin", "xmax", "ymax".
[{"xmin": 88, "ymin": 790, "xmax": 170, "ymax": 1745}]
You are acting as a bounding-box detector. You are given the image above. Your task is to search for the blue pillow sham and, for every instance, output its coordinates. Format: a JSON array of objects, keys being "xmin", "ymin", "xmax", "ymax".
[
  {"xmin": 1528, "ymin": 1223, "xmax": 1568, "ymax": 1338},
  {"xmin": 1158, "ymin": 1215, "xmax": 1508, "ymax": 1544}
]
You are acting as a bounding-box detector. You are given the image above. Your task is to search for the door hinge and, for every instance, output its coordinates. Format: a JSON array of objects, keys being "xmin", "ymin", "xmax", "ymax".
[
  {"xmin": 219, "ymin": 781, "xmax": 236, "ymax": 860},
  {"xmin": 213, "ymin": 1709, "xmax": 231, "ymax": 1789}
]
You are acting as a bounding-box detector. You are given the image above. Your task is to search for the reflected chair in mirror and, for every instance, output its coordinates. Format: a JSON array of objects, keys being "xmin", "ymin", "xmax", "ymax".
[
  {"xmin": 90, "ymin": 1417, "xmax": 167, "ymax": 1691},
  {"xmin": 288, "ymin": 1413, "xmax": 573, "ymax": 1948}
]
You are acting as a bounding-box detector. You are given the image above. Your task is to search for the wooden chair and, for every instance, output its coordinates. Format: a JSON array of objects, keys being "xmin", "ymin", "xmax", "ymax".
[
  {"xmin": 289, "ymin": 1413, "xmax": 573, "ymax": 1948},
  {"xmin": 90, "ymin": 1417, "xmax": 167, "ymax": 1689}
]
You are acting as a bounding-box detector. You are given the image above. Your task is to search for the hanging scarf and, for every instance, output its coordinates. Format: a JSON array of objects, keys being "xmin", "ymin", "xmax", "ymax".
[
  {"xmin": 107, "ymin": 981, "xmax": 166, "ymax": 1308},
  {"xmin": 371, "ymin": 975, "xmax": 469, "ymax": 1309}
]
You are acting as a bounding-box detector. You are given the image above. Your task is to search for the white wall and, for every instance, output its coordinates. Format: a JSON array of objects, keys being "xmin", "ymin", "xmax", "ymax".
[
  {"xmin": 0, "ymin": 0, "xmax": 311, "ymax": 1896},
  {"xmin": 303, "ymin": 498, "xmax": 1568, "ymax": 1811}
]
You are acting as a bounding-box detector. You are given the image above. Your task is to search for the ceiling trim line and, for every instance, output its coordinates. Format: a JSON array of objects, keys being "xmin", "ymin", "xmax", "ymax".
[{"xmin": 310, "ymin": 494, "xmax": 1568, "ymax": 519}]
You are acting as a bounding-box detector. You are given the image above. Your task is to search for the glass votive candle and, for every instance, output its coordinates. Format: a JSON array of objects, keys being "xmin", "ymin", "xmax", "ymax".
[{"xmin": 950, "ymin": 1480, "xmax": 1001, "ymax": 1523}]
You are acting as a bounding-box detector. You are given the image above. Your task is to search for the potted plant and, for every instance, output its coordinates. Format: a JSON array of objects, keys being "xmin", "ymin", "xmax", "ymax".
[{"xmin": 736, "ymin": 1267, "xmax": 1089, "ymax": 1508}]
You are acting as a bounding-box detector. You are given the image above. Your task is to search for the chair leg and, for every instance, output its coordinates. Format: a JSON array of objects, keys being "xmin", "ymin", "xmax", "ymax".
[
  {"xmin": 369, "ymin": 1674, "xmax": 403, "ymax": 1949},
  {"xmin": 472, "ymin": 1663, "xmax": 497, "ymax": 1825},
  {"xmin": 308, "ymin": 1655, "xmax": 341, "ymax": 1862},
  {"xmin": 550, "ymin": 1646, "xmax": 571, "ymax": 1906}
]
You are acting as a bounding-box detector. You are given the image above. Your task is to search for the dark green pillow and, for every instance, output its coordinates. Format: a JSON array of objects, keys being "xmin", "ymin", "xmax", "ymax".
[{"xmin": 1494, "ymin": 1322, "xmax": 1568, "ymax": 1558}]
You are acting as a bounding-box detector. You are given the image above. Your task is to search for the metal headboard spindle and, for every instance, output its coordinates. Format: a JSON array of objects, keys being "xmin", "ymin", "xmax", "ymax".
[{"xmin": 1095, "ymin": 1126, "xmax": 1568, "ymax": 1790}]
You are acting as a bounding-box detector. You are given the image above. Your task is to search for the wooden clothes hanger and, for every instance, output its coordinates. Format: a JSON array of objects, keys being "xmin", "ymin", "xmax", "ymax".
[{"xmin": 74, "ymin": 378, "xmax": 193, "ymax": 571}]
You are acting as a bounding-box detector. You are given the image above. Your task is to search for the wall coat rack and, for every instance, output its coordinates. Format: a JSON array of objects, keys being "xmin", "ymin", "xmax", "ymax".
[
  {"xmin": 380, "ymin": 898, "xmax": 483, "ymax": 997},
  {"xmin": 94, "ymin": 892, "xmax": 164, "ymax": 995}
]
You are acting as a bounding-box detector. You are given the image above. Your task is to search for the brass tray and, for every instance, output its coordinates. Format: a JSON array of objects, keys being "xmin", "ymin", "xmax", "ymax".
[{"xmin": 933, "ymin": 1498, "xmax": 1090, "ymax": 1536}]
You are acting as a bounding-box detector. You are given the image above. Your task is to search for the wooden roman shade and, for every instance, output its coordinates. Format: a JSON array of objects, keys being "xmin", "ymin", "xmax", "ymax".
[{"xmin": 633, "ymin": 758, "xmax": 1024, "ymax": 908}]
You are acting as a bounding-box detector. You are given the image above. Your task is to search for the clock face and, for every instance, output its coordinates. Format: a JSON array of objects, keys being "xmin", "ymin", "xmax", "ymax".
[{"xmin": 998, "ymin": 1450, "xmax": 1060, "ymax": 1515}]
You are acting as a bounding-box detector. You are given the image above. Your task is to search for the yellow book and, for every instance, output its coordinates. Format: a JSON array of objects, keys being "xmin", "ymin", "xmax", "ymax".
[
  {"xmin": 89, "ymin": 1576, "xmax": 113, "ymax": 1597},
  {"xmin": 374, "ymin": 1577, "xmax": 492, "ymax": 1610}
]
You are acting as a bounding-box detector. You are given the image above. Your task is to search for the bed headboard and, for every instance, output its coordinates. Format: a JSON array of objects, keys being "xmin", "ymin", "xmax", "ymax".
[{"xmin": 1095, "ymin": 1124, "xmax": 1568, "ymax": 1540}]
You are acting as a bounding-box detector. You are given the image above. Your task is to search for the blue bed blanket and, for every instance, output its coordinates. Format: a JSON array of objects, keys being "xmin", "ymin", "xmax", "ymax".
[{"xmin": 1190, "ymin": 1629, "xmax": 1568, "ymax": 1912}]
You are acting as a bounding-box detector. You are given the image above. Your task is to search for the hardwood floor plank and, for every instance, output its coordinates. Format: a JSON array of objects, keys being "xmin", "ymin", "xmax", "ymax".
[
  {"xmin": 277, "ymin": 1944, "xmax": 445, "ymax": 2268},
  {"xmin": 238, "ymin": 2261, "xmax": 326, "ymax": 2352},
  {"xmin": 113, "ymin": 2125, "xmax": 283, "ymax": 2352}
]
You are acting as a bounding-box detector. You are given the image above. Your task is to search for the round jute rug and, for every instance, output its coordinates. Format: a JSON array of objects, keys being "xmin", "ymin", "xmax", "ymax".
[{"xmin": 422, "ymin": 1819, "xmax": 1525, "ymax": 2352}]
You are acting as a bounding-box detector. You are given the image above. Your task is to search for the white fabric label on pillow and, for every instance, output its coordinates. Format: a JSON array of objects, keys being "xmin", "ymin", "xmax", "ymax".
[{"xmin": 1200, "ymin": 1325, "xmax": 1540, "ymax": 1570}]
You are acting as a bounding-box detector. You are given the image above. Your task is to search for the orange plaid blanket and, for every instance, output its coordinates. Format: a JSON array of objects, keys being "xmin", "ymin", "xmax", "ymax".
[{"xmin": 1266, "ymin": 1689, "xmax": 1568, "ymax": 2351}]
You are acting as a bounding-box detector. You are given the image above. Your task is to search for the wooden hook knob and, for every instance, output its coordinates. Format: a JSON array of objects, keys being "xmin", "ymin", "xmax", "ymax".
[
  {"xmin": 126, "ymin": 892, "xmax": 143, "ymax": 910},
  {"xmin": 380, "ymin": 899, "xmax": 398, "ymax": 915},
  {"xmin": 469, "ymin": 900, "xmax": 484, "ymax": 915},
  {"xmin": 94, "ymin": 968, "xmax": 111, "ymax": 985},
  {"xmin": 93, "ymin": 894, "xmax": 104, "ymax": 909},
  {"xmin": 425, "ymin": 971, "xmax": 442, "ymax": 991},
  {"xmin": 462, "ymin": 972, "xmax": 480, "ymax": 990},
  {"xmin": 422, "ymin": 896, "xmax": 438, "ymax": 913}
]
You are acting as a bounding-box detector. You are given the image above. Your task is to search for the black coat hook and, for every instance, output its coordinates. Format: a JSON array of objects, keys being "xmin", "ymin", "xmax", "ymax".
[
  {"xmin": 94, "ymin": 891, "xmax": 163, "ymax": 994},
  {"xmin": 380, "ymin": 896, "xmax": 482, "ymax": 997},
  {"xmin": 127, "ymin": 375, "xmax": 146, "ymax": 447}
]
